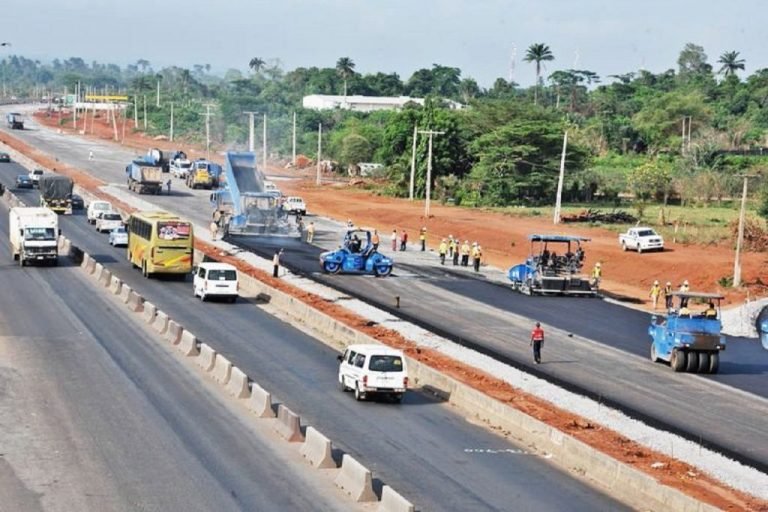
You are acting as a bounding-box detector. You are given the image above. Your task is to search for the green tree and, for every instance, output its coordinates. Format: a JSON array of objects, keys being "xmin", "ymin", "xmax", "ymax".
[
  {"xmin": 336, "ymin": 57, "xmax": 356, "ymax": 98},
  {"xmin": 524, "ymin": 43, "xmax": 554, "ymax": 105},
  {"xmin": 677, "ymin": 43, "xmax": 712, "ymax": 82},
  {"xmin": 717, "ymin": 51, "xmax": 746, "ymax": 77},
  {"xmin": 249, "ymin": 57, "xmax": 265, "ymax": 74},
  {"xmin": 340, "ymin": 133, "xmax": 372, "ymax": 166},
  {"xmin": 627, "ymin": 160, "xmax": 673, "ymax": 216}
]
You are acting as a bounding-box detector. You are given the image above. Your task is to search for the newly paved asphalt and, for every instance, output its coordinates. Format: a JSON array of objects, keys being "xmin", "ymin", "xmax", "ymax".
[{"xmin": 0, "ymin": 162, "xmax": 625, "ymax": 511}]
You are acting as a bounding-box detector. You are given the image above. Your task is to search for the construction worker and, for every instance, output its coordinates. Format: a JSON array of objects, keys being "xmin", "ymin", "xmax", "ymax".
[
  {"xmin": 704, "ymin": 302, "xmax": 717, "ymax": 319},
  {"xmin": 591, "ymin": 262, "xmax": 602, "ymax": 289},
  {"xmin": 438, "ymin": 239, "xmax": 448, "ymax": 265},
  {"xmin": 400, "ymin": 230, "xmax": 408, "ymax": 251},
  {"xmin": 530, "ymin": 321, "xmax": 545, "ymax": 364},
  {"xmin": 272, "ymin": 249, "xmax": 283, "ymax": 278},
  {"xmin": 679, "ymin": 280, "xmax": 690, "ymax": 307},
  {"xmin": 448, "ymin": 236, "xmax": 456, "ymax": 259},
  {"xmin": 166, "ymin": 179, "xmax": 172, "ymax": 194},
  {"xmin": 419, "ymin": 227, "xmax": 427, "ymax": 251},
  {"xmin": 391, "ymin": 229, "xmax": 398, "ymax": 251},
  {"xmin": 460, "ymin": 240, "xmax": 471, "ymax": 267},
  {"xmin": 209, "ymin": 220, "xmax": 219, "ymax": 241},
  {"xmin": 471, "ymin": 243, "xmax": 482, "ymax": 272},
  {"xmin": 372, "ymin": 229, "xmax": 380, "ymax": 251},
  {"xmin": 663, "ymin": 281, "xmax": 673, "ymax": 309},
  {"xmin": 306, "ymin": 221, "xmax": 315, "ymax": 243},
  {"xmin": 649, "ymin": 280, "xmax": 661, "ymax": 310},
  {"xmin": 452, "ymin": 238, "xmax": 460, "ymax": 266}
]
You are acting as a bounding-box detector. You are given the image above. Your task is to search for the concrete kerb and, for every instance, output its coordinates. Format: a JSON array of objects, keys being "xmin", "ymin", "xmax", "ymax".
[
  {"xmin": 246, "ymin": 382, "xmax": 276, "ymax": 418},
  {"xmin": 178, "ymin": 330, "xmax": 200, "ymax": 357},
  {"xmin": 142, "ymin": 301, "xmax": 157, "ymax": 324},
  {"xmin": 275, "ymin": 404, "xmax": 304, "ymax": 442},
  {"xmin": 196, "ymin": 343, "xmax": 216, "ymax": 372},
  {"xmin": 61, "ymin": 237, "xmax": 72, "ymax": 256},
  {"xmin": 81, "ymin": 253, "xmax": 96, "ymax": 274},
  {"xmin": 98, "ymin": 266, "xmax": 112, "ymax": 287},
  {"xmin": 300, "ymin": 426, "xmax": 336, "ymax": 469},
  {"xmin": 334, "ymin": 454, "xmax": 378, "ymax": 503},
  {"xmin": 379, "ymin": 486, "xmax": 415, "ymax": 512},
  {"xmin": 109, "ymin": 275, "xmax": 122, "ymax": 295},
  {"xmin": 119, "ymin": 283, "xmax": 132, "ymax": 303},
  {"xmin": 92, "ymin": 261, "xmax": 104, "ymax": 279},
  {"xmin": 126, "ymin": 290, "xmax": 144, "ymax": 313},
  {"xmin": 212, "ymin": 353, "xmax": 232, "ymax": 385},
  {"xmin": 164, "ymin": 320, "xmax": 183, "ymax": 345},
  {"xmin": 225, "ymin": 366, "xmax": 250, "ymax": 398},
  {"xmin": 152, "ymin": 309, "xmax": 169, "ymax": 335}
]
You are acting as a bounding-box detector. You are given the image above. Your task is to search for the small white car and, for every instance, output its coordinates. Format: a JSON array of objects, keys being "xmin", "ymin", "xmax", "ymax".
[
  {"xmin": 96, "ymin": 212, "xmax": 123, "ymax": 233},
  {"xmin": 29, "ymin": 169, "xmax": 44, "ymax": 187},
  {"xmin": 171, "ymin": 160, "xmax": 192, "ymax": 178},
  {"xmin": 338, "ymin": 344, "xmax": 408, "ymax": 402},
  {"xmin": 193, "ymin": 262, "xmax": 239, "ymax": 303},
  {"xmin": 283, "ymin": 196, "xmax": 306, "ymax": 215},
  {"xmin": 108, "ymin": 226, "xmax": 128, "ymax": 246},
  {"xmin": 87, "ymin": 200, "xmax": 113, "ymax": 224}
]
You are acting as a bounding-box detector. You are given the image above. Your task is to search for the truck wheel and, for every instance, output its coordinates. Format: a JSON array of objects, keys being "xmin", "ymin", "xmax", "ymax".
[
  {"xmin": 685, "ymin": 351, "xmax": 699, "ymax": 373},
  {"xmin": 708, "ymin": 353, "xmax": 720, "ymax": 374},
  {"xmin": 621, "ymin": 242, "xmax": 627, "ymax": 252},
  {"xmin": 338, "ymin": 376, "xmax": 348, "ymax": 392},
  {"xmin": 354, "ymin": 383, "xmax": 365, "ymax": 401},
  {"xmin": 637, "ymin": 245, "xmax": 643, "ymax": 254},
  {"xmin": 374, "ymin": 265, "xmax": 392, "ymax": 277},
  {"xmin": 323, "ymin": 261, "xmax": 341, "ymax": 274},
  {"xmin": 670, "ymin": 349, "xmax": 686, "ymax": 372},
  {"xmin": 650, "ymin": 343, "xmax": 660, "ymax": 363},
  {"xmin": 696, "ymin": 352, "xmax": 710, "ymax": 373}
]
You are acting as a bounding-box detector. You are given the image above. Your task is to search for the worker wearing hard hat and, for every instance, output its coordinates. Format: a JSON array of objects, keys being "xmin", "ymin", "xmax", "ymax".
[
  {"xmin": 460, "ymin": 240, "xmax": 471, "ymax": 267},
  {"xmin": 679, "ymin": 280, "xmax": 690, "ymax": 308},
  {"xmin": 663, "ymin": 281, "xmax": 673, "ymax": 309},
  {"xmin": 649, "ymin": 280, "xmax": 661, "ymax": 310},
  {"xmin": 591, "ymin": 262, "xmax": 602, "ymax": 289},
  {"xmin": 438, "ymin": 239, "xmax": 448, "ymax": 265}
]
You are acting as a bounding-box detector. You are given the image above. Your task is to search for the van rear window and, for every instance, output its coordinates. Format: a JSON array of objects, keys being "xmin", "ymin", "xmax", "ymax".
[
  {"xmin": 208, "ymin": 270, "xmax": 237, "ymax": 280},
  {"xmin": 368, "ymin": 355, "xmax": 403, "ymax": 372}
]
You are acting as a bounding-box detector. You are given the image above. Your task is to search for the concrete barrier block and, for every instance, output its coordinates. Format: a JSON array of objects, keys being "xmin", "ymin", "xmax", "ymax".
[
  {"xmin": 126, "ymin": 290, "xmax": 144, "ymax": 312},
  {"xmin": 300, "ymin": 426, "xmax": 336, "ymax": 469},
  {"xmin": 226, "ymin": 366, "xmax": 250, "ymax": 398},
  {"xmin": 109, "ymin": 275, "xmax": 122, "ymax": 295},
  {"xmin": 178, "ymin": 330, "xmax": 199, "ymax": 357},
  {"xmin": 334, "ymin": 454, "xmax": 377, "ymax": 502},
  {"xmin": 61, "ymin": 237, "xmax": 71, "ymax": 256},
  {"xmin": 196, "ymin": 343, "xmax": 216, "ymax": 371},
  {"xmin": 274, "ymin": 404, "xmax": 304, "ymax": 442},
  {"xmin": 164, "ymin": 320, "xmax": 183, "ymax": 345},
  {"xmin": 142, "ymin": 301, "xmax": 157, "ymax": 324},
  {"xmin": 246, "ymin": 382, "xmax": 275, "ymax": 418},
  {"xmin": 80, "ymin": 253, "xmax": 93, "ymax": 272},
  {"xmin": 92, "ymin": 262, "xmax": 104, "ymax": 281},
  {"xmin": 119, "ymin": 283, "xmax": 132, "ymax": 303},
  {"xmin": 378, "ymin": 485, "xmax": 415, "ymax": 512},
  {"xmin": 212, "ymin": 354, "xmax": 232, "ymax": 384},
  {"xmin": 97, "ymin": 266, "xmax": 112, "ymax": 287},
  {"xmin": 152, "ymin": 310, "xmax": 169, "ymax": 334}
]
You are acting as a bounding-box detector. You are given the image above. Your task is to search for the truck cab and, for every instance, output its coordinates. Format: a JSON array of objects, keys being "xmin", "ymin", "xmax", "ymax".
[{"xmin": 9, "ymin": 207, "xmax": 59, "ymax": 266}]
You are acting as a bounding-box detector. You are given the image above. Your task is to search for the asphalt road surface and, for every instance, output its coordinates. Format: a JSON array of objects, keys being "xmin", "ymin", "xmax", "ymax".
[{"xmin": 0, "ymin": 164, "xmax": 626, "ymax": 511}]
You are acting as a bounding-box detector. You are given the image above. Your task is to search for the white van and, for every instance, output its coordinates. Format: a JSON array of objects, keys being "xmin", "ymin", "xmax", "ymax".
[
  {"xmin": 193, "ymin": 262, "xmax": 239, "ymax": 302},
  {"xmin": 87, "ymin": 200, "xmax": 113, "ymax": 224},
  {"xmin": 338, "ymin": 344, "xmax": 408, "ymax": 402}
]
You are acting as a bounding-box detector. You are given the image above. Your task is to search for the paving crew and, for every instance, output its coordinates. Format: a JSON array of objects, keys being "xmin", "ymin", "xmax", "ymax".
[
  {"xmin": 704, "ymin": 302, "xmax": 717, "ymax": 319},
  {"xmin": 460, "ymin": 240, "xmax": 471, "ymax": 267},
  {"xmin": 452, "ymin": 238, "xmax": 460, "ymax": 266},
  {"xmin": 679, "ymin": 280, "xmax": 690, "ymax": 307},
  {"xmin": 419, "ymin": 227, "xmax": 427, "ymax": 251},
  {"xmin": 391, "ymin": 229, "xmax": 398, "ymax": 251},
  {"xmin": 471, "ymin": 243, "xmax": 482, "ymax": 272},
  {"xmin": 306, "ymin": 221, "xmax": 315, "ymax": 243},
  {"xmin": 372, "ymin": 229, "xmax": 380, "ymax": 251},
  {"xmin": 438, "ymin": 239, "xmax": 448, "ymax": 265},
  {"xmin": 663, "ymin": 281, "xmax": 673, "ymax": 309},
  {"xmin": 447, "ymin": 235, "xmax": 455, "ymax": 259},
  {"xmin": 649, "ymin": 280, "xmax": 661, "ymax": 310},
  {"xmin": 591, "ymin": 262, "xmax": 602, "ymax": 289},
  {"xmin": 209, "ymin": 220, "xmax": 219, "ymax": 241},
  {"xmin": 530, "ymin": 321, "xmax": 545, "ymax": 364}
]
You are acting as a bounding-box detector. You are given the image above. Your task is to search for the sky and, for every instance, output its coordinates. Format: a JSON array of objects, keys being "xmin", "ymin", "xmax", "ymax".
[{"xmin": 2, "ymin": 0, "xmax": 765, "ymax": 87}]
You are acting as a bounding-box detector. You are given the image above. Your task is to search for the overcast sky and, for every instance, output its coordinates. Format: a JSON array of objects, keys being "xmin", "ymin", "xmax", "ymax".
[{"xmin": 3, "ymin": 0, "xmax": 764, "ymax": 87}]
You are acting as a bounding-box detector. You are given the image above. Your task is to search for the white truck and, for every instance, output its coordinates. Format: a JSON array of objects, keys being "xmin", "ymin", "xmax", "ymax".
[
  {"xmin": 619, "ymin": 226, "xmax": 664, "ymax": 253},
  {"xmin": 9, "ymin": 207, "xmax": 59, "ymax": 266}
]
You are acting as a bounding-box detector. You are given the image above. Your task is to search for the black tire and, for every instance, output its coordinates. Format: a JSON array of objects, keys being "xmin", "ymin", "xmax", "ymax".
[
  {"xmin": 324, "ymin": 261, "xmax": 341, "ymax": 274},
  {"xmin": 696, "ymin": 352, "xmax": 710, "ymax": 374},
  {"xmin": 637, "ymin": 245, "xmax": 643, "ymax": 254},
  {"xmin": 685, "ymin": 351, "xmax": 699, "ymax": 373},
  {"xmin": 354, "ymin": 383, "xmax": 365, "ymax": 401},
  {"xmin": 391, "ymin": 393, "xmax": 403, "ymax": 404},
  {"xmin": 621, "ymin": 242, "xmax": 627, "ymax": 252},
  {"xmin": 670, "ymin": 349, "xmax": 686, "ymax": 372},
  {"xmin": 338, "ymin": 377, "xmax": 348, "ymax": 392},
  {"xmin": 708, "ymin": 353, "xmax": 720, "ymax": 374},
  {"xmin": 229, "ymin": 296, "xmax": 237, "ymax": 304},
  {"xmin": 375, "ymin": 264, "xmax": 392, "ymax": 277},
  {"xmin": 650, "ymin": 343, "xmax": 660, "ymax": 363}
]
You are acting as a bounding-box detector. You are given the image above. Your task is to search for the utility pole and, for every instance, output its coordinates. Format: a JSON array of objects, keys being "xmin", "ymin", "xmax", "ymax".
[
  {"xmin": 169, "ymin": 102, "xmax": 174, "ymax": 142},
  {"xmin": 292, "ymin": 111, "xmax": 297, "ymax": 166},
  {"xmin": 733, "ymin": 175, "xmax": 753, "ymax": 287},
  {"xmin": 243, "ymin": 111, "xmax": 257, "ymax": 152},
  {"xmin": 110, "ymin": 102, "xmax": 119, "ymax": 141},
  {"xmin": 121, "ymin": 103, "xmax": 127, "ymax": 143},
  {"xmin": 409, "ymin": 124, "xmax": 418, "ymax": 200},
  {"xmin": 553, "ymin": 130, "xmax": 569, "ymax": 224},
  {"xmin": 316, "ymin": 123, "xmax": 323, "ymax": 186},
  {"xmin": 418, "ymin": 129, "xmax": 445, "ymax": 218},
  {"xmin": 133, "ymin": 95, "xmax": 138, "ymax": 130},
  {"xmin": 200, "ymin": 104, "xmax": 215, "ymax": 160},
  {"xmin": 156, "ymin": 78, "xmax": 160, "ymax": 107},
  {"xmin": 143, "ymin": 95, "xmax": 147, "ymax": 130},
  {"xmin": 74, "ymin": 81, "xmax": 79, "ymax": 130},
  {"xmin": 262, "ymin": 113, "xmax": 268, "ymax": 172}
]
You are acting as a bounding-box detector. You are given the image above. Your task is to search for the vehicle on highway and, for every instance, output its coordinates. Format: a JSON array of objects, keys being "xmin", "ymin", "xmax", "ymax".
[
  {"xmin": 38, "ymin": 174, "xmax": 74, "ymax": 214},
  {"xmin": 508, "ymin": 234, "xmax": 596, "ymax": 296},
  {"xmin": 69, "ymin": 193, "xmax": 84, "ymax": 210},
  {"xmin": 29, "ymin": 169, "xmax": 44, "ymax": 187},
  {"xmin": 6, "ymin": 112, "xmax": 24, "ymax": 130},
  {"xmin": 108, "ymin": 226, "xmax": 128, "ymax": 247},
  {"xmin": 9, "ymin": 207, "xmax": 59, "ymax": 266},
  {"xmin": 127, "ymin": 211, "xmax": 194, "ymax": 278},
  {"xmin": 619, "ymin": 226, "xmax": 664, "ymax": 253},
  {"xmin": 193, "ymin": 262, "xmax": 239, "ymax": 302},
  {"xmin": 0, "ymin": 151, "xmax": 10, "ymax": 163},
  {"xmin": 338, "ymin": 344, "xmax": 408, "ymax": 402},
  {"xmin": 283, "ymin": 196, "xmax": 306, "ymax": 215},
  {"xmin": 186, "ymin": 159, "xmax": 221, "ymax": 189},
  {"xmin": 95, "ymin": 211, "xmax": 123, "ymax": 233},
  {"xmin": 320, "ymin": 228, "xmax": 393, "ymax": 276},
  {"xmin": 126, "ymin": 159, "xmax": 163, "ymax": 194},
  {"xmin": 15, "ymin": 174, "xmax": 33, "ymax": 189},
  {"xmin": 87, "ymin": 200, "xmax": 113, "ymax": 224},
  {"xmin": 171, "ymin": 159, "xmax": 192, "ymax": 179},
  {"xmin": 648, "ymin": 291, "xmax": 725, "ymax": 374}
]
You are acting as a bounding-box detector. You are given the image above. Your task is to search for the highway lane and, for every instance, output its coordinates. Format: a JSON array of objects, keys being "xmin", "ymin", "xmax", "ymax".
[
  {"xmin": 0, "ymin": 201, "xmax": 351, "ymax": 511},
  {"xmin": 0, "ymin": 164, "xmax": 627, "ymax": 510},
  {"xmin": 3, "ymin": 111, "xmax": 768, "ymax": 467}
]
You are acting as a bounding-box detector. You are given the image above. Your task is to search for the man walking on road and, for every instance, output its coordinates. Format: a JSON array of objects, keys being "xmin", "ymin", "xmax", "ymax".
[
  {"xmin": 273, "ymin": 249, "xmax": 283, "ymax": 278},
  {"xmin": 400, "ymin": 230, "xmax": 408, "ymax": 251},
  {"xmin": 472, "ymin": 243, "xmax": 482, "ymax": 272},
  {"xmin": 460, "ymin": 240, "xmax": 470, "ymax": 267},
  {"xmin": 663, "ymin": 281, "xmax": 673, "ymax": 309},
  {"xmin": 88, "ymin": 150, "xmax": 94, "ymax": 161},
  {"xmin": 649, "ymin": 280, "xmax": 661, "ymax": 310},
  {"xmin": 452, "ymin": 239, "xmax": 460, "ymax": 266},
  {"xmin": 391, "ymin": 229, "xmax": 398, "ymax": 251},
  {"xmin": 438, "ymin": 239, "xmax": 448, "ymax": 265},
  {"xmin": 530, "ymin": 322, "xmax": 544, "ymax": 364},
  {"xmin": 166, "ymin": 179, "xmax": 172, "ymax": 195},
  {"xmin": 209, "ymin": 220, "xmax": 219, "ymax": 241},
  {"xmin": 419, "ymin": 227, "xmax": 427, "ymax": 251},
  {"xmin": 306, "ymin": 222, "xmax": 315, "ymax": 243}
]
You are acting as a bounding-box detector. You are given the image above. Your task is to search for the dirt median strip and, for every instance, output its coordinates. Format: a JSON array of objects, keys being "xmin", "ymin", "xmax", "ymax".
[{"xmin": 1, "ymin": 131, "xmax": 765, "ymax": 510}]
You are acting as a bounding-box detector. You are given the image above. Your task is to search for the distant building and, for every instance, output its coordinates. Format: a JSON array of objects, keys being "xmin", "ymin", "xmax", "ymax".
[{"xmin": 302, "ymin": 94, "xmax": 463, "ymax": 113}]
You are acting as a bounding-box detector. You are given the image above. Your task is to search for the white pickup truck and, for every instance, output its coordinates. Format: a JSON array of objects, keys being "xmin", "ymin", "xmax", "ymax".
[{"xmin": 619, "ymin": 227, "xmax": 664, "ymax": 253}]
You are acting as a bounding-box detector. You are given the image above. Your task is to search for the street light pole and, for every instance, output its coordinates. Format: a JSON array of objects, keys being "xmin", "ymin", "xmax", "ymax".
[
  {"xmin": 292, "ymin": 111, "xmax": 297, "ymax": 167},
  {"xmin": 169, "ymin": 102, "xmax": 174, "ymax": 142},
  {"xmin": 243, "ymin": 111, "xmax": 257, "ymax": 152},
  {"xmin": 553, "ymin": 130, "xmax": 568, "ymax": 224},
  {"xmin": 733, "ymin": 175, "xmax": 752, "ymax": 287},
  {"xmin": 316, "ymin": 123, "xmax": 322, "ymax": 186},
  {"xmin": 418, "ymin": 129, "xmax": 445, "ymax": 218},
  {"xmin": 263, "ymin": 113, "xmax": 267, "ymax": 173},
  {"xmin": 409, "ymin": 123, "xmax": 418, "ymax": 200},
  {"xmin": 200, "ymin": 104, "xmax": 215, "ymax": 160}
]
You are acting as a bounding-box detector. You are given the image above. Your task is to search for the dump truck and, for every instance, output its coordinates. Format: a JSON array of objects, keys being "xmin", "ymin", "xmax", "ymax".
[
  {"xmin": 38, "ymin": 175, "xmax": 74, "ymax": 214},
  {"xmin": 6, "ymin": 112, "xmax": 24, "ymax": 129},
  {"xmin": 9, "ymin": 207, "xmax": 59, "ymax": 266},
  {"xmin": 147, "ymin": 148, "xmax": 170, "ymax": 173},
  {"xmin": 126, "ymin": 159, "xmax": 163, "ymax": 194}
]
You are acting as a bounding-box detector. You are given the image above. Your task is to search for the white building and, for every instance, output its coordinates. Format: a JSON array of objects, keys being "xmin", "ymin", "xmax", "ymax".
[{"xmin": 302, "ymin": 94, "xmax": 463, "ymax": 113}]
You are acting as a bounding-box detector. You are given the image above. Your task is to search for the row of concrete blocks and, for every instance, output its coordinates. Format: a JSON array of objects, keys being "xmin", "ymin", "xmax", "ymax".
[{"xmin": 75, "ymin": 250, "xmax": 413, "ymax": 512}]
